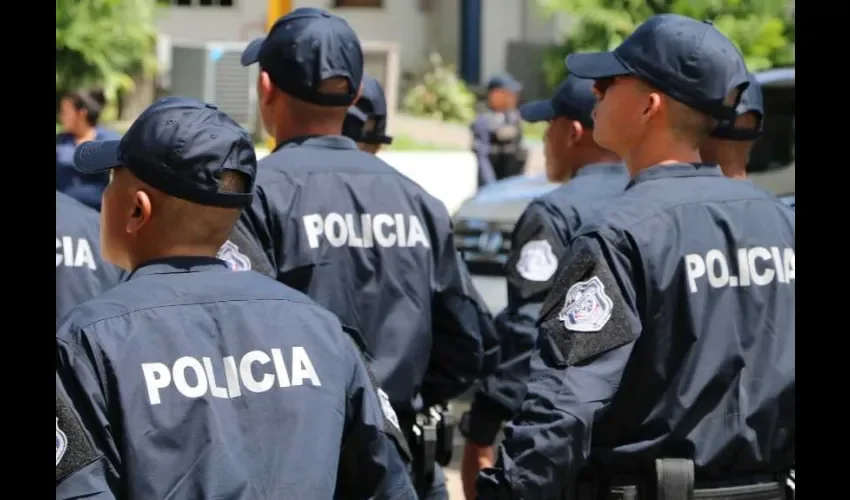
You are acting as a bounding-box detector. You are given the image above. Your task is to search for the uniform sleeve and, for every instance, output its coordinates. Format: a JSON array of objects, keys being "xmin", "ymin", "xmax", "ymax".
[
  {"xmin": 465, "ymin": 203, "xmax": 567, "ymax": 445},
  {"xmin": 425, "ymin": 223, "xmax": 499, "ymax": 405},
  {"xmin": 232, "ymin": 183, "xmax": 285, "ymax": 278},
  {"xmin": 56, "ymin": 327, "xmax": 121, "ymax": 496},
  {"xmin": 471, "ymin": 117, "xmax": 497, "ymax": 186},
  {"xmin": 57, "ymin": 373, "xmax": 116, "ymax": 500},
  {"xmin": 476, "ymin": 231, "xmax": 643, "ymax": 499},
  {"xmin": 337, "ymin": 339, "xmax": 418, "ymax": 500}
]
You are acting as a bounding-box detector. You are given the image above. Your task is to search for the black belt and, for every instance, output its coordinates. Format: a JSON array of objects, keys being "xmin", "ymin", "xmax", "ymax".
[
  {"xmin": 594, "ymin": 482, "xmax": 787, "ymax": 500},
  {"xmin": 576, "ymin": 459, "xmax": 791, "ymax": 500}
]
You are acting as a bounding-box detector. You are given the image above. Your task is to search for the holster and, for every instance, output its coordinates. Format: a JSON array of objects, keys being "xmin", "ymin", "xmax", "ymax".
[{"xmin": 400, "ymin": 404, "xmax": 456, "ymax": 496}]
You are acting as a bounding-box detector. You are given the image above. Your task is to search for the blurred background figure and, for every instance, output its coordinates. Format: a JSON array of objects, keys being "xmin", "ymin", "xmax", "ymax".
[
  {"xmin": 342, "ymin": 75, "xmax": 394, "ymax": 154},
  {"xmin": 56, "ymin": 88, "xmax": 120, "ymax": 211},
  {"xmin": 471, "ymin": 74, "xmax": 528, "ymax": 187},
  {"xmin": 700, "ymin": 72, "xmax": 763, "ymax": 180}
]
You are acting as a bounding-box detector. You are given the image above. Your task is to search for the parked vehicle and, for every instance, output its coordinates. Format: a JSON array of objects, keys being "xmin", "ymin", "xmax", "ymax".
[{"xmin": 453, "ymin": 68, "xmax": 795, "ymax": 275}]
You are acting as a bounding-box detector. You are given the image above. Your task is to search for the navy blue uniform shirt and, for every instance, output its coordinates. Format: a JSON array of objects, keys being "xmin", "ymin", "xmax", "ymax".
[
  {"xmin": 226, "ymin": 135, "xmax": 498, "ymax": 413},
  {"xmin": 56, "ymin": 191, "xmax": 124, "ymax": 322},
  {"xmin": 465, "ymin": 163, "xmax": 629, "ymax": 445},
  {"xmin": 57, "ymin": 373, "xmax": 115, "ymax": 500},
  {"xmin": 56, "ymin": 257, "xmax": 410, "ymax": 499},
  {"xmin": 56, "ymin": 128, "xmax": 121, "ymax": 211},
  {"xmin": 478, "ymin": 164, "xmax": 795, "ymax": 498}
]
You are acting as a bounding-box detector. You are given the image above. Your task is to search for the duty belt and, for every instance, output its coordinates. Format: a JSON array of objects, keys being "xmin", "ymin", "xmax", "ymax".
[{"xmin": 575, "ymin": 459, "xmax": 793, "ymax": 500}]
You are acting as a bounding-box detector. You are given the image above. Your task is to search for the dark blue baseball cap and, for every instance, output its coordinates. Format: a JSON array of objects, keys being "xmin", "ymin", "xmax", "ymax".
[
  {"xmin": 241, "ymin": 8, "xmax": 363, "ymax": 107},
  {"xmin": 519, "ymin": 75, "xmax": 596, "ymax": 128},
  {"xmin": 486, "ymin": 73, "xmax": 522, "ymax": 93},
  {"xmin": 343, "ymin": 75, "xmax": 393, "ymax": 144},
  {"xmin": 565, "ymin": 14, "xmax": 749, "ymax": 120},
  {"xmin": 711, "ymin": 72, "xmax": 764, "ymax": 140},
  {"xmin": 73, "ymin": 97, "xmax": 257, "ymax": 208}
]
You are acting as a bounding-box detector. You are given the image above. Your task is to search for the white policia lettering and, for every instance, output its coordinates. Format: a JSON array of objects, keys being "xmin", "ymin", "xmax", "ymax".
[
  {"xmin": 684, "ymin": 246, "xmax": 795, "ymax": 293},
  {"xmin": 302, "ymin": 213, "xmax": 430, "ymax": 249},
  {"xmin": 141, "ymin": 347, "xmax": 322, "ymax": 405},
  {"xmin": 56, "ymin": 236, "xmax": 96, "ymax": 269}
]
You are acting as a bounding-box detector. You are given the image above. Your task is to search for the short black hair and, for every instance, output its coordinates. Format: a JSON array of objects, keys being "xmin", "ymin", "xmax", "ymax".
[{"xmin": 65, "ymin": 88, "xmax": 107, "ymax": 126}]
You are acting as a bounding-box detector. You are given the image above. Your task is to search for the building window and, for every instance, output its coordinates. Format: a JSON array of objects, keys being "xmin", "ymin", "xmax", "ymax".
[
  {"xmin": 171, "ymin": 0, "xmax": 234, "ymax": 6},
  {"xmin": 334, "ymin": 0, "xmax": 383, "ymax": 7}
]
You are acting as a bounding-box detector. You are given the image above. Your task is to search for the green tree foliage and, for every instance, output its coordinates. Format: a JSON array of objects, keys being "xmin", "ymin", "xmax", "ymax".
[
  {"xmin": 402, "ymin": 53, "xmax": 477, "ymax": 123},
  {"xmin": 536, "ymin": 0, "xmax": 795, "ymax": 89},
  {"xmin": 56, "ymin": 0, "xmax": 160, "ymax": 105}
]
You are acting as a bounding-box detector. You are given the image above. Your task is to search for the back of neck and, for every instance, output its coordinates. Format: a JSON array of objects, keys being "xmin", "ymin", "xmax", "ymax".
[
  {"xmin": 625, "ymin": 143, "xmax": 701, "ymax": 176},
  {"xmin": 274, "ymin": 123, "xmax": 342, "ymax": 145},
  {"xmin": 583, "ymin": 150, "xmax": 621, "ymax": 168},
  {"xmin": 74, "ymin": 127, "xmax": 97, "ymax": 144},
  {"xmin": 129, "ymin": 244, "xmax": 220, "ymax": 271}
]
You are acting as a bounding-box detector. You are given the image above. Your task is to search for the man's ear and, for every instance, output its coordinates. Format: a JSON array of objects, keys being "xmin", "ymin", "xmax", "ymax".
[
  {"xmin": 640, "ymin": 92, "xmax": 662, "ymax": 124},
  {"xmin": 353, "ymin": 83, "xmax": 363, "ymax": 103},
  {"xmin": 127, "ymin": 190, "xmax": 152, "ymax": 235},
  {"xmin": 259, "ymin": 71, "xmax": 276, "ymax": 106},
  {"xmin": 565, "ymin": 120, "xmax": 584, "ymax": 148}
]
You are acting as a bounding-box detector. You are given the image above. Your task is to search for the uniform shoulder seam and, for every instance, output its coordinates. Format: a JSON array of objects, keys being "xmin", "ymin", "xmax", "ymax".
[
  {"xmin": 606, "ymin": 194, "xmax": 781, "ymax": 231},
  {"xmin": 75, "ymin": 296, "xmax": 331, "ymax": 331}
]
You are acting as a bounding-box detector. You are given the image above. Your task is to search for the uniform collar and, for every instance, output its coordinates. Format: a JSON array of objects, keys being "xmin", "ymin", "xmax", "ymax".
[
  {"xmin": 128, "ymin": 256, "xmax": 229, "ymax": 280},
  {"xmin": 628, "ymin": 163, "xmax": 721, "ymax": 188},
  {"xmin": 273, "ymin": 135, "xmax": 358, "ymax": 152},
  {"xmin": 574, "ymin": 162, "xmax": 628, "ymax": 179}
]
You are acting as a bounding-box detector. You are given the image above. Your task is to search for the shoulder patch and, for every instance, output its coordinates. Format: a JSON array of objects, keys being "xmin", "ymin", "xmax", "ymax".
[
  {"xmin": 56, "ymin": 388, "xmax": 101, "ymax": 482},
  {"xmin": 56, "ymin": 417, "xmax": 68, "ymax": 466},
  {"xmin": 218, "ymin": 240, "xmax": 252, "ymax": 272},
  {"xmin": 516, "ymin": 239, "xmax": 559, "ymax": 282},
  {"xmin": 557, "ymin": 276, "xmax": 613, "ymax": 332},
  {"xmin": 538, "ymin": 246, "xmax": 638, "ymax": 367}
]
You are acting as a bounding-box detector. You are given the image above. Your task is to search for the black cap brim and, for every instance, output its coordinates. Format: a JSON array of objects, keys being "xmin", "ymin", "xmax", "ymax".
[
  {"xmin": 519, "ymin": 100, "xmax": 556, "ymax": 123},
  {"xmin": 566, "ymin": 51, "xmax": 632, "ymax": 80},
  {"xmin": 241, "ymin": 37, "xmax": 265, "ymax": 66},
  {"xmin": 74, "ymin": 140, "xmax": 121, "ymax": 173}
]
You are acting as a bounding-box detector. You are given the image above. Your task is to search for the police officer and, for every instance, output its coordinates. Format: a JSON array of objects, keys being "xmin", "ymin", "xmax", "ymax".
[
  {"xmin": 56, "ymin": 190, "xmax": 125, "ymax": 322},
  {"xmin": 700, "ymin": 74, "xmax": 795, "ymax": 210},
  {"xmin": 56, "ymin": 97, "xmax": 415, "ymax": 499},
  {"xmin": 459, "ymin": 75, "xmax": 628, "ymax": 499},
  {"xmin": 343, "ymin": 74, "xmax": 394, "ymax": 153},
  {"xmin": 700, "ymin": 72, "xmax": 763, "ymax": 180},
  {"xmin": 471, "ymin": 73, "xmax": 528, "ymax": 186},
  {"xmin": 477, "ymin": 14, "xmax": 794, "ymax": 499},
  {"xmin": 57, "ymin": 373, "xmax": 114, "ymax": 500},
  {"xmin": 227, "ymin": 8, "xmax": 499, "ymax": 499}
]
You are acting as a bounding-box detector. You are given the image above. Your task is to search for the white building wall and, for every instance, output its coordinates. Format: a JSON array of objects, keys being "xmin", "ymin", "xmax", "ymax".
[{"xmin": 154, "ymin": 0, "xmax": 559, "ymax": 78}]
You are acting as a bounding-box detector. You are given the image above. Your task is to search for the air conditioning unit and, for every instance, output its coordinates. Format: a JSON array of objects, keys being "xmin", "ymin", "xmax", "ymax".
[{"xmin": 167, "ymin": 40, "xmax": 258, "ymax": 133}]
